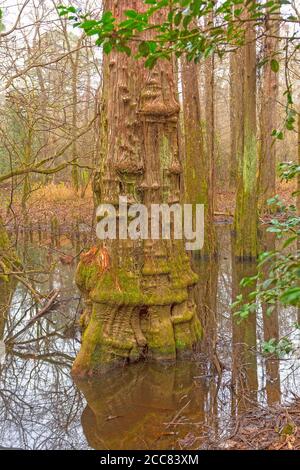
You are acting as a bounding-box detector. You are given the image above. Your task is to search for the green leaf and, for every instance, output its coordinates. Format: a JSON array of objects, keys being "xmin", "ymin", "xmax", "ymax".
[
  {"xmin": 174, "ymin": 12, "xmax": 182, "ymax": 26},
  {"xmin": 138, "ymin": 41, "xmax": 149, "ymax": 56},
  {"xmin": 283, "ymin": 236, "xmax": 297, "ymax": 248},
  {"xmin": 270, "ymin": 59, "xmax": 279, "ymax": 73},
  {"xmin": 103, "ymin": 41, "xmax": 113, "ymax": 54},
  {"xmin": 125, "ymin": 10, "xmax": 138, "ymax": 19},
  {"xmin": 116, "ymin": 44, "xmax": 132, "ymax": 56},
  {"xmin": 271, "ymin": 129, "xmax": 284, "ymax": 140},
  {"xmin": 280, "ymin": 287, "xmax": 300, "ymax": 306},
  {"xmin": 145, "ymin": 56, "xmax": 158, "ymax": 69}
]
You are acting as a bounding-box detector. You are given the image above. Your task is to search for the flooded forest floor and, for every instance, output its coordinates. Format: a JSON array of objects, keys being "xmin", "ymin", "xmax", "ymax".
[
  {"xmin": 0, "ymin": 180, "xmax": 299, "ymax": 450},
  {"xmin": 0, "ymin": 179, "xmax": 296, "ymax": 233}
]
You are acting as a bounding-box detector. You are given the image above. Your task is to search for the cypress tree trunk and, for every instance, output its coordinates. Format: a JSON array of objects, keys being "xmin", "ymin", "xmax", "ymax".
[
  {"xmin": 0, "ymin": 215, "xmax": 19, "ymax": 274},
  {"xmin": 296, "ymin": 109, "xmax": 300, "ymax": 324},
  {"xmin": 234, "ymin": 3, "xmax": 258, "ymax": 260},
  {"xmin": 71, "ymin": 43, "xmax": 81, "ymax": 192},
  {"xmin": 73, "ymin": 1, "xmax": 202, "ymax": 377},
  {"xmin": 230, "ymin": 45, "xmax": 244, "ymax": 188},
  {"xmin": 181, "ymin": 58, "xmax": 216, "ymax": 257},
  {"xmin": 0, "ymin": 216, "xmax": 18, "ymax": 338},
  {"xmin": 258, "ymin": 10, "xmax": 279, "ymax": 214},
  {"xmin": 0, "ymin": 216, "xmax": 10, "ymax": 254},
  {"xmin": 204, "ymin": 13, "xmax": 215, "ymax": 197},
  {"xmin": 297, "ymin": 110, "xmax": 300, "ymax": 217}
]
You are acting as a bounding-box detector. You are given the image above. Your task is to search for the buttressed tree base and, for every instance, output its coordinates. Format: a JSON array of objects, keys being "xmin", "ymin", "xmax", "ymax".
[{"xmin": 72, "ymin": 1, "xmax": 202, "ymax": 377}]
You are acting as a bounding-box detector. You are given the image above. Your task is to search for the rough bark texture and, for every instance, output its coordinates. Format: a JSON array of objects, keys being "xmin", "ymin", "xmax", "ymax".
[
  {"xmin": 297, "ymin": 110, "xmax": 300, "ymax": 217},
  {"xmin": 0, "ymin": 216, "xmax": 10, "ymax": 253},
  {"xmin": 230, "ymin": 46, "xmax": 244, "ymax": 188},
  {"xmin": 298, "ymin": 111, "xmax": 300, "ymax": 326},
  {"xmin": 71, "ymin": 43, "xmax": 81, "ymax": 192},
  {"xmin": 73, "ymin": 1, "xmax": 202, "ymax": 377},
  {"xmin": 181, "ymin": 58, "xmax": 216, "ymax": 257},
  {"xmin": 234, "ymin": 3, "xmax": 258, "ymax": 260},
  {"xmin": 204, "ymin": 13, "xmax": 215, "ymax": 197},
  {"xmin": 0, "ymin": 216, "xmax": 19, "ymax": 277},
  {"xmin": 0, "ymin": 216, "xmax": 18, "ymax": 339},
  {"xmin": 258, "ymin": 12, "xmax": 279, "ymax": 214}
]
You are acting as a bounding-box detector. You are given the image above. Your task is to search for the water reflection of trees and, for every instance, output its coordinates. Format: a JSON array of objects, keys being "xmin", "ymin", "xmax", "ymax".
[
  {"xmin": 0, "ymin": 230, "xmax": 299, "ymax": 450},
  {"xmin": 260, "ymin": 229, "xmax": 281, "ymax": 405},
  {"xmin": 0, "ymin": 351, "xmax": 86, "ymax": 449},
  {"xmin": 0, "ymin": 243, "xmax": 88, "ymax": 449},
  {"xmin": 76, "ymin": 362, "xmax": 208, "ymax": 450}
]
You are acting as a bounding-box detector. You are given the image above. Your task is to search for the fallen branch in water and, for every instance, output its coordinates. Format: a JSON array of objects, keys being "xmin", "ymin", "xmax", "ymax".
[
  {"xmin": 26, "ymin": 290, "xmax": 59, "ymax": 326},
  {"xmin": 5, "ymin": 290, "xmax": 60, "ymax": 344},
  {"xmin": 165, "ymin": 400, "xmax": 191, "ymax": 429}
]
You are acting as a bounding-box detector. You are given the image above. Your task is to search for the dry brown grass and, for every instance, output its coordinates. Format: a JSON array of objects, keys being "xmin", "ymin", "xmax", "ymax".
[
  {"xmin": 1, "ymin": 179, "xmax": 297, "ymax": 231},
  {"xmin": 0, "ymin": 182, "xmax": 94, "ymax": 230},
  {"xmin": 30, "ymin": 182, "xmax": 93, "ymax": 204}
]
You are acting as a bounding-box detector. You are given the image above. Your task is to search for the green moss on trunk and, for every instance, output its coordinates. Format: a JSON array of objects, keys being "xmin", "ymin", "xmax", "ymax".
[{"xmin": 72, "ymin": 1, "xmax": 203, "ymax": 377}]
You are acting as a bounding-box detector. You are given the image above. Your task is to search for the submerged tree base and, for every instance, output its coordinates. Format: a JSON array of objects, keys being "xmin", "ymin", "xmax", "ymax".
[
  {"xmin": 69, "ymin": 1, "xmax": 204, "ymax": 378},
  {"xmin": 75, "ymin": 362, "xmax": 205, "ymax": 450},
  {"xmin": 72, "ymin": 242, "xmax": 202, "ymax": 377}
]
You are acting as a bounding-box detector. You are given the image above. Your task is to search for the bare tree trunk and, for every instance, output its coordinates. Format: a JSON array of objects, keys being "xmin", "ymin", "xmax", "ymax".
[
  {"xmin": 205, "ymin": 12, "xmax": 216, "ymax": 237},
  {"xmin": 234, "ymin": 3, "xmax": 258, "ymax": 260},
  {"xmin": 258, "ymin": 11, "xmax": 280, "ymax": 213},
  {"xmin": 0, "ymin": 216, "xmax": 10, "ymax": 255},
  {"xmin": 296, "ymin": 107, "xmax": 300, "ymax": 325},
  {"xmin": 73, "ymin": 1, "xmax": 202, "ymax": 377},
  {"xmin": 298, "ymin": 109, "xmax": 300, "ymax": 216},
  {"xmin": 0, "ymin": 220, "xmax": 18, "ymax": 342},
  {"xmin": 181, "ymin": 58, "xmax": 216, "ymax": 257},
  {"xmin": 205, "ymin": 49, "xmax": 215, "ymax": 203},
  {"xmin": 0, "ymin": 215, "xmax": 19, "ymax": 280},
  {"xmin": 230, "ymin": 46, "xmax": 244, "ymax": 188},
  {"xmin": 21, "ymin": 123, "xmax": 33, "ymax": 216},
  {"xmin": 71, "ymin": 43, "xmax": 81, "ymax": 192}
]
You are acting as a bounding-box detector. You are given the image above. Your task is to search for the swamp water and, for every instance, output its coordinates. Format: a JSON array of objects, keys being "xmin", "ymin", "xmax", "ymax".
[{"xmin": 0, "ymin": 225, "xmax": 299, "ymax": 450}]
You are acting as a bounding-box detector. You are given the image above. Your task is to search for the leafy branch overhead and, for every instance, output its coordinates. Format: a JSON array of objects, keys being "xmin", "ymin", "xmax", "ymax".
[
  {"xmin": 58, "ymin": 1, "xmax": 299, "ymax": 135},
  {"xmin": 58, "ymin": 1, "xmax": 293, "ymax": 68}
]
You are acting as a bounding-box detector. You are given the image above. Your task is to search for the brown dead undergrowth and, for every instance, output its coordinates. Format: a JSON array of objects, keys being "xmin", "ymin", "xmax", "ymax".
[
  {"xmin": 0, "ymin": 179, "xmax": 296, "ymax": 230},
  {"xmin": 1, "ymin": 182, "xmax": 94, "ymax": 232},
  {"xmin": 214, "ymin": 400, "xmax": 300, "ymax": 450}
]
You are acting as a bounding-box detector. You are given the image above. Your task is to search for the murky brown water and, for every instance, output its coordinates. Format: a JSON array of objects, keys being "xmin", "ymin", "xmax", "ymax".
[{"xmin": 0, "ymin": 225, "xmax": 299, "ymax": 450}]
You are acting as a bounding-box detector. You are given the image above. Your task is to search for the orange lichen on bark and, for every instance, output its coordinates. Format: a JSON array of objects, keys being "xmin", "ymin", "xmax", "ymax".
[{"xmin": 81, "ymin": 246, "xmax": 110, "ymax": 272}]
